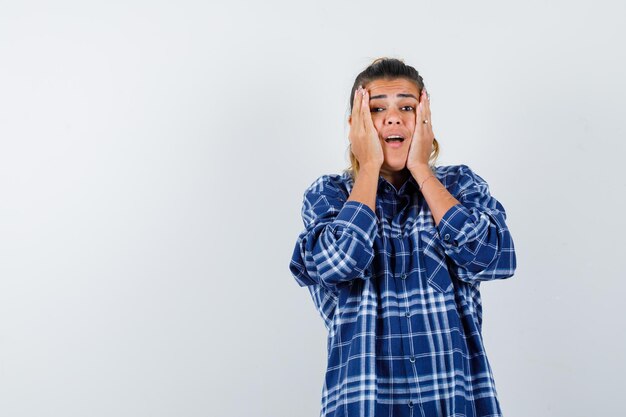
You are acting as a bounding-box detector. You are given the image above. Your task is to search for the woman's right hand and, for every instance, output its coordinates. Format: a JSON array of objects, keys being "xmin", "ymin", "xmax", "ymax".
[{"xmin": 349, "ymin": 86, "xmax": 384, "ymax": 170}]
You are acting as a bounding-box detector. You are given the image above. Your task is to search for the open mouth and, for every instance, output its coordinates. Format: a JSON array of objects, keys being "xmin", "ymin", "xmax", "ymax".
[
  {"xmin": 384, "ymin": 136, "xmax": 405, "ymax": 146},
  {"xmin": 384, "ymin": 135, "xmax": 405, "ymax": 143}
]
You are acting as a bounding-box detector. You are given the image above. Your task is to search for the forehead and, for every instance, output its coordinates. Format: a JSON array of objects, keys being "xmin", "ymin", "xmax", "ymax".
[{"xmin": 365, "ymin": 78, "xmax": 419, "ymax": 98}]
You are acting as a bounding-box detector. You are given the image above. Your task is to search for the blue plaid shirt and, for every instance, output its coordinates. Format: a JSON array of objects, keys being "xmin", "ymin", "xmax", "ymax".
[{"xmin": 289, "ymin": 164, "xmax": 517, "ymax": 417}]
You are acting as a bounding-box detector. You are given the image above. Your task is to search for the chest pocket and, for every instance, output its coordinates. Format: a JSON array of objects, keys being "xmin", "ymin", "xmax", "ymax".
[{"xmin": 418, "ymin": 228, "xmax": 454, "ymax": 293}]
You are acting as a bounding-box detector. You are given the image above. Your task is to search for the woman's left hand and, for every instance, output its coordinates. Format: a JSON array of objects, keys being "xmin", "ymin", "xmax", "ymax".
[{"xmin": 406, "ymin": 88, "xmax": 435, "ymax": 171}]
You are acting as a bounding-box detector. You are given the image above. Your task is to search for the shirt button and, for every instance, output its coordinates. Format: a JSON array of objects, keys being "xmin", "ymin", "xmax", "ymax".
[
  {"xmin": 408, "ymin": 400, "xmax": 414, "ymax": 408},
  {"xmin": 409, "ymin": 356, "xmax": 415, "ymax": 363},
  {"xmin": 405, "ymin": 311, "xmax": 410, "ymax": 317},
  {"xmin": 444, "ymin": 233, "xmax": 450, "ymax": 241},
  {"xmin": 396, "ymin": 232, "xmax": 402, "ymax": 239},
  {"xmin": 401, "ymin": 273, "xmax": 407, "ymax": 280}
]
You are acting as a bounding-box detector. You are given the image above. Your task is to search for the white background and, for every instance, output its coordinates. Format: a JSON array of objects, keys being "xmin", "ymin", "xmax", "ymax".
[{"xmin": 1, "ymin": 1, "xmax": 624, "ymax": 416}]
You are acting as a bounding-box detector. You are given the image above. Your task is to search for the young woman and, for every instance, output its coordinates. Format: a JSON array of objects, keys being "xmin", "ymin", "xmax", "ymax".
[{"xmin": 289, "ymin": 57, "xmax": 517, "ymax": 417}]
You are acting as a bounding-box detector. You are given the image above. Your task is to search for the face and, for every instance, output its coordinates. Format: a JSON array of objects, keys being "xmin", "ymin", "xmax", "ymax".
[{"xmin": 350, "ymin": 78, "xmax": 421, "ymax": 173}]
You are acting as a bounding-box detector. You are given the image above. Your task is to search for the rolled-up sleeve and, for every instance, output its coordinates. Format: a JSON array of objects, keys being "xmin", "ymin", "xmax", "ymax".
[
  {"xmin": 435, "ymin": 165, "xmax": 517, "ymax": 283},
  {"xmin": 289, "ymin": 175, "xmax": 378, "ymax": 292}
]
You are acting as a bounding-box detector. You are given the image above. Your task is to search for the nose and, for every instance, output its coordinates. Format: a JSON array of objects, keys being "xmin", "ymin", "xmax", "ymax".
[{"xmin": 385, "ymin": 108, "xmax": 401, "ymax": 125}]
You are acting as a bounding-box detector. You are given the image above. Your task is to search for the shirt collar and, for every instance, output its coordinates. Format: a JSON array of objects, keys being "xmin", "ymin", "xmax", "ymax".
[
  {"xmin": 343, "ymin": 170, "xmax": 420, "ymax": 194},
  {"xmin": 377, "ymin": 173, "xmax": 419, "ymax": 194}
]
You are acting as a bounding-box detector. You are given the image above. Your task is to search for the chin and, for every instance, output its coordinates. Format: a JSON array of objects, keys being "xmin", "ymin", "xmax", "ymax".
[{"xmin": 383, "ymin": 161, "xmax": 408, "ymax": 172}]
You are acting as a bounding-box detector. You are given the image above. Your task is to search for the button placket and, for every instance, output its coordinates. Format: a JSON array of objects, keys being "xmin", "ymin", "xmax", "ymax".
[{"xmin": 381, "ymin": 186, "xmax": 423, "ymax": 409}]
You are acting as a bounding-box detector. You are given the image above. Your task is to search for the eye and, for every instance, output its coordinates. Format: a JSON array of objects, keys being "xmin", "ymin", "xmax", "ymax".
[
  {"xmin": 370, "ymin": 107, "xmax": 384, "ymax": 113},
  {"xmin": 402, "ymin": 106, "xmax": 415, "ymax": 111}
]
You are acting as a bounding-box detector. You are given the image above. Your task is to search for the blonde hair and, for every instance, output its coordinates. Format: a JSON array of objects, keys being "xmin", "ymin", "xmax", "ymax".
[{"xmin": 343, "ymin": 57, "xmax": 440, "ymax": 181}]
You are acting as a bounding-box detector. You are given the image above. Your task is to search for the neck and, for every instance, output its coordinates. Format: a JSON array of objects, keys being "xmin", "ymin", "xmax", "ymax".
[{"xmin": 380, "ymin": 167, "xmax": 410, "ymax": 190}]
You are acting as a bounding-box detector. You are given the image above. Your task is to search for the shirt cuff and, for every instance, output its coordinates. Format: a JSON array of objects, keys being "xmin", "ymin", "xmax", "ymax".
[
  {"xmin": 332, "ymin": 201, "xmax": 378, "ymax": 247},
  {"xmin": 436, "ymin": 203, "xmax": 472, "ymax": 249}
]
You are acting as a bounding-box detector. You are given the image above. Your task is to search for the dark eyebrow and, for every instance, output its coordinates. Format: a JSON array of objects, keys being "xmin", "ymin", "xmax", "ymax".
[{"xmin": 369, "ymin": 93, "xmax": 418, "ymax": 100}]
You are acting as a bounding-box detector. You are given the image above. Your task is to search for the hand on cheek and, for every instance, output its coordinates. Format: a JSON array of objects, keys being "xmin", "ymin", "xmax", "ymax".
[{"xmin": 406, "ymin": 88, "xmax": 435, "ymax": 171}]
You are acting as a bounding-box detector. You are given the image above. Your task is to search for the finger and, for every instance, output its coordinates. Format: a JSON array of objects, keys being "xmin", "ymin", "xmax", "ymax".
[
  {"xmin": 361, "ymin": 90, "xmax": 374, "ymax": 129},
  {"xmin": 415, "ymin": 101, "xmax": 424, "ymax": 131},
  {"xmin": 411, "ymin": 104, "xmax": 420, "ymax": 142},
  {"xmin": 415, "ymin": 93, "xmax": 429, "ymax": 129},
  {"xmin": 360, "ymin": 89, "xmax": 372, "ymax": 130},
  {"xmin": 422, "ymin": 89, "xmax": 432, "ymax": 124},
  {"xmin": 420, "ymin": 90, "xmax": 435, "ymax": 138},
  {"xmin": 351, "ymin": 86, "xmax": 363, "ymax": 127}
]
